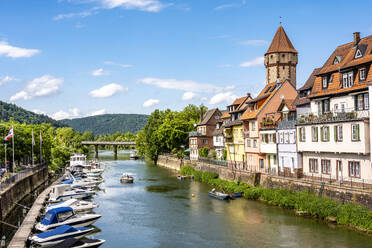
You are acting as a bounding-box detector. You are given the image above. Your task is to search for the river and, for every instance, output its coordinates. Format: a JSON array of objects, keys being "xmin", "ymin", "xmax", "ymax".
[{"xmin": 91, "ymin": 151, "xmax": 372, "ymax": 248}]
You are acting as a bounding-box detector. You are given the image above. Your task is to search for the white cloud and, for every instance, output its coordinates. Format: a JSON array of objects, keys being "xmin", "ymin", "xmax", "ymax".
[
  {"xmin": 240, "ymin": 56, "xmax": 264, "ymax": 67},
  {"xmin": 209, "ymin": 92, "xmax": 237, "ymax": 105},
  {"xmin": 88, "ymin": 109, "xmax": 106, "ymax": 116},
  {"xmin": 239, "ymin": 40, "xmax": 268, "ymax": 46},
  {"xmin": 214, "ymin": 4, "xmax": 236, "ymax": 10},
  {"xmin": 138, "ymin": 77, "xmax": 224, "ymax": 93},
  {"xmin": 0, "ymin": 76, "xmax": 15, "ymax": 85},
  {"xmin": 182, "ymin": 91, "xmax": 197, "ymax": 101},
  {"xmin": 32, "ymin": 109, "xmax": 46, "ymax": 115},
  {"xmin": 10, "ymin": 75, "xmax": 63, "ymax": 101},
  {"xmin": 200, "ymin": 97, "xmax": 208, "ymax": 101},
  {"xmin": 91, "ymin": 68, "xmax": 109, "ymax": 76},
  {"xmin": 98, "ymin": 0, "xmax": 167, "ymax": 12},
  {"xmin": 51, "ymin": 108, "xmax": 80, "ymax": 120},
  {"xmin": 104, "ymin": 61, "xmax": 132, "ymax": 68},
  {"xmin": 0, "ymin": 41, "xmax": 39, "ymax": 58},
  {"xmin": 143, "ymin": 99, "xmax": 159, "ymax": 108},
  {"xmin": 53, "ymin": 10, "xmax": 96, "ymax": 21},
  {"xmin": 89, "ymin": 83, "xmax": 127, "ymax": 98}
]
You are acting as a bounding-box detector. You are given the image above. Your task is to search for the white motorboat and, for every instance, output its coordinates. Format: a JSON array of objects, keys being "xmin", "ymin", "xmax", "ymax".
[
  {"xmin": 29, "ymin": 225, "xmax": 93, "ymax": 247},
  {"xmin": 69, "ymin": 154, "xmax": 104, "ymax": 175},
  {"xmin": 130, "ymin": 151, "xmax": 139, "ymax": 160},
  {"xmin": 48, "ymin": 185, "xmax": 95, "ymax": 203},
  {"xmin": 36, "ymin": 207, "xmax": 101, "ymax": 232},
  {"xmin": 46, "ymin": 199, "xmax": 99, "ymax": 213}
]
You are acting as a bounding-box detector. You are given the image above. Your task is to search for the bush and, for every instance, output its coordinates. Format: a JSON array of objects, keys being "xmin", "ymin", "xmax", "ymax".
[{"xmin": 199, "ymin": 147, "xmax": 209, "ymax": 158}]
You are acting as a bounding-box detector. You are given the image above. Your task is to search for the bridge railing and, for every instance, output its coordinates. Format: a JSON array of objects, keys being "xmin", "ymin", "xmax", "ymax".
[{"xmin": 81, "ymin": 141, "xmax": 136, "ymax": 145}]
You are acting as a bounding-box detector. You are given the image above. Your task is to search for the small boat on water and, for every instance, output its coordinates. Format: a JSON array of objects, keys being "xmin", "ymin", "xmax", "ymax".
[
  {"xmin": 177, "ymin": 176, "xmax": 186, "ymax": 180},
  {"xmin": 130, "ymin": 151, "xmax": 139, "ymax": 160},
  {"xmin": 46, "ymin": 199, "xmax": 99, "ymax": 213},
  {"xmin": 49, "ymin": 238, "xmax": 106, "ymax": 248},
  {"xmin": 48, "ymin": 185, "xmax": 95, "ymax": 203},
  {"xmin": 36, "ymin": 207, "xmax": 101, "ymax": 232},
  {"xmin": 120, "ymin": 173, "xmax": 134, "ymax": 183},
  {"xmin": 230, "ymin": 192, "xmax": 243, "ymax": 199},
  {"xmin": 208, "ymin": 188, "xmax": 230, "ymax": 200},
  {"xmin": 28, "ymin": 225, "xmax": 93, "ymax": 247}
]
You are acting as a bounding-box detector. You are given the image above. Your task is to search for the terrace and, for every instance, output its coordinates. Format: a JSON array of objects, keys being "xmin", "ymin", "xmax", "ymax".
[{"xmin": 296, "ymin": 108, "xmax": 369, "ymax": 125}]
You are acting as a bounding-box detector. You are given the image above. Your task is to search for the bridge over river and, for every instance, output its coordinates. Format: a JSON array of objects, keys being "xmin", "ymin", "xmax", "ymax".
[{"xmin": 81, "ymin": 141, "xmax": 136, "ymax": 159}]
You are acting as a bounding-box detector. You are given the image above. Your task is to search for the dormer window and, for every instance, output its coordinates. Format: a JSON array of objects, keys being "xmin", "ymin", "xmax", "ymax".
[
  {"xmin": 333, "ymin": 56, "xmax": 341, "ymax": 64},
  {"xmin": 359, "ymin": 67, "xmax": 366, "ymax": 81},
  {"xmin": 322, "ymin": 77, "xmax": 328, "ymax": 89},
  {"xmin": 254, "ymin": 103, "xmax": 258, "ymax": 110},
  {"xmin": 355, "ymin": 49, "xmax": 363, "ymax": 59}
]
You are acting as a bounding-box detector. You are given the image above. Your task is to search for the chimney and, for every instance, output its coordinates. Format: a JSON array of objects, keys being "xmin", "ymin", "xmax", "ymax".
[
  {"xmin": 200, "ymin": 107, "xmax": 204, "ymax": 122},
  {"xmin": 247, "ymin": 93, "xmax": 251, "ymax": 98},
  {"xmin": 353, "ymin": 32, "xmax": 360, "ymax": 46}
]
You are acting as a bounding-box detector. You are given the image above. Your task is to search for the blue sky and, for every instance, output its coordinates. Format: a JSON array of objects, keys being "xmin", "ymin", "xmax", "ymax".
[{"xmin": 0, "ymin": 0, "xmax": 371, "ymax": 119}]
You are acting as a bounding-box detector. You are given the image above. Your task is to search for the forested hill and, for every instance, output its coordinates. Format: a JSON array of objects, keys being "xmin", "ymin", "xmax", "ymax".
[
  {"xmin": 0, "ymin": 100, "xmax": 66, "ymax": 127},
  {"xmin": 60, "ymin": 114, "xmax": 149, "ymax": 135}
]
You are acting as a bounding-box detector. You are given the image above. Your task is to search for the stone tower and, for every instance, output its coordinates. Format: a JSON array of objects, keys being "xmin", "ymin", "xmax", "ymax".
[{"xmin": 264, "ymin": 25, "xmax": 298, "ymax": 87}]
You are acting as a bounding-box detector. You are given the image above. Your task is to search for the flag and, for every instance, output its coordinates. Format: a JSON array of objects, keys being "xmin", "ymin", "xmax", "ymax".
[
  {"xmin": 32, "ymin": 129, "xmax": 35, "ymax": 145},
  {"xmin": 40, "ymin": 131, "xmax": 42, "ymax": 142},
  {"xmin": 4, "ymin": 126, "xmax": 13, "ymax": 141}
]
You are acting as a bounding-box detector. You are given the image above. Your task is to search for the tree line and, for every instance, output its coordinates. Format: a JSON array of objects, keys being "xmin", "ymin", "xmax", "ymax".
[
  {"xmin": 136, "ymin": 104, "xmax": 203, "ymax": 162},
  {"xmin": 0, "ymin": 121, "xmax": 89, "ymax": 172}
]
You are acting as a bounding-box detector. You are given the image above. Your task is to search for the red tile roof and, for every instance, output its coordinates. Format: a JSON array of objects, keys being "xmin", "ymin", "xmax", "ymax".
[{"xmin": 265, "ymin": 26, "xmax": 298, "ymax": 55}]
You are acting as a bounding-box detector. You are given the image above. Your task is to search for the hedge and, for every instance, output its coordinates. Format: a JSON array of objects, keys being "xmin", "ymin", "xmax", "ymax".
[{"xmin": 180, "ymin": 166, "xmax": 372, "ymax": 232}]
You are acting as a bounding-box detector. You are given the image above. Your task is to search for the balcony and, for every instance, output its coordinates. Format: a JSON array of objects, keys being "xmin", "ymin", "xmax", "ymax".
[
  {"xmin": 260, "ymin": 117, "xmax": 277, "ymax": 130},
  {"xmin": 297, "ymin": 108, "xmax": 369, "ymax": 125},
  {"xmin": 278, "ymin": 120, "xmax": 296, "ymax": 129},
  {"xmin": 189, "ymin": 131, "xmax": 203, "ymax": 137}
]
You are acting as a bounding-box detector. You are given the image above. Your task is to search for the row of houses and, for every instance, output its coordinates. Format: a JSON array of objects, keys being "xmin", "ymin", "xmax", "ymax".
[{"xmin": 189, "ymin": 26, "xmax": 372, "ymax": 186}]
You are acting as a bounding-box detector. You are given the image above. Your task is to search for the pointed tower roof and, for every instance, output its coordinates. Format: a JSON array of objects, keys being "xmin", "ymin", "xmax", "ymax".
[{"xmin": 265, "ymin": 26, "xmax": 297, "ymax": 55}]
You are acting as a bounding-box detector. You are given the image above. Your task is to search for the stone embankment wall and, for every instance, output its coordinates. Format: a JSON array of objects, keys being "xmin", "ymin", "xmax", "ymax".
[
  {"xmin": 157, "ymin": 155, "xmax": 372, "ymax": 209},
  {"xmin": 0, "ymin": 165, "xmax": 49, "ymax": 219}
]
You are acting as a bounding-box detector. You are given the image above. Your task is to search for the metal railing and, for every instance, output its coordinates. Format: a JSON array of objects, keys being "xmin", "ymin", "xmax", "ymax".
[
  {"xmin": 297, "ymin": 108, "xmax": 369, "ymax": 125},
  {"xmin": 278, "ymin": 120, "xmax": 296, "ymax": 129},
  {"xmin": 197, "ymin": 157, "xmax": 228, "ymax": 167},
  {"xmin": 189, "ymin": 132, "xmax": 204, "ymax": 137},
  {"xmin": 0, "ymin": 163, "xmax": 47, "ymax": 191}
]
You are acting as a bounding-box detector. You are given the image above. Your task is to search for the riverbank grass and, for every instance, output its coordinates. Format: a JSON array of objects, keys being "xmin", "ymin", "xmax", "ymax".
[{"xmin": 180, "ymin": 166, "xmax": 372, "ymax": 232}]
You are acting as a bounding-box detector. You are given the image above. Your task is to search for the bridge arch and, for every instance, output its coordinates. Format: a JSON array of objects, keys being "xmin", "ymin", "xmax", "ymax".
[{"xmin": 81, "ymin": 141, "xmax": 136, "ymax": 159}]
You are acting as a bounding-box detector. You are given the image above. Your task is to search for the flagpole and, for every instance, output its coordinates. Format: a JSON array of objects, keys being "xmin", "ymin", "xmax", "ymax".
[
  {"xmin": 32, "ymin": 129, "xmax": 34, "ymax": 166},
  {"xmin": 12, "ymin": 126, "xmax": 15, "ymax": 171},
  {"xmin": 40, "ymin": 130, "xmax": 42, "ymax": 165},
  {"xmin": 4, "ymin": 143, "xmax": 6, "ymax": 168}
]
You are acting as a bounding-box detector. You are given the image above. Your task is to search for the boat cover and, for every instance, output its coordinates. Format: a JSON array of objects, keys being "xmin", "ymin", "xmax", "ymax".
[
  {"xmin": 41, "ymin": 207, "xmax": 74, "ymax": 225},
  {"xmin": 36, "ymin": 225, "xmax": 87, "ymax": 238},
  {"xmin": 61, "ymin": 179, "xmax": 74, "ymax": 184}
]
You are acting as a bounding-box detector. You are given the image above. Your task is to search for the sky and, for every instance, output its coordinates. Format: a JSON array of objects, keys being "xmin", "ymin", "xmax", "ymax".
[{"xmin": 0, "ymin": 0, "xmax": 371, "ymax": 120}]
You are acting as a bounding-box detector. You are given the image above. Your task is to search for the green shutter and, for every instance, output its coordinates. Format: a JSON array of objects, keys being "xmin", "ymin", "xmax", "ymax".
[
  {"xmin": 356, "ymin": 124, "xmax": 360, "ymax": 141},
  {"xmin": 327, "ymin": 127, "xmax": 330, "ymax": 141},
  {"xmin": 320, "ymin": 127, "xmax": 323, "ymax": 141},
  {"xmin": 315, "ymin": 127, "xmax": 318, "ymax": 141},
  {"xmin": 298, "ymin": 128, "xmax": 301, "ymax": 141},
  {"xmin": 334, "ymin": 126, "xmax": 337, "ymax": 141}
]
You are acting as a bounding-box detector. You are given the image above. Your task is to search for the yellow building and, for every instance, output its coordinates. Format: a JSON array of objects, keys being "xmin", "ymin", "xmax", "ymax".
[{"xmin": 226, "ymin": 124, "xmax": 245, "ymax": 162}]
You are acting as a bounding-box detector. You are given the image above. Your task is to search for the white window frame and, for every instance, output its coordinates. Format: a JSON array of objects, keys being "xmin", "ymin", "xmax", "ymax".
[
  {"xmin": 359, "ymin": 67, "xmax": 366, "ymax": 81},
  {"xmin": 351, "ymin": 124, "xmax": 360, "ymax": 141},
  {"xmin": 355, "ymin": 49, "xmax": 362, "ymax": 59},
  {"xmin": 337, "ymin": 125, "xmax": 343, "ymax": 141}
]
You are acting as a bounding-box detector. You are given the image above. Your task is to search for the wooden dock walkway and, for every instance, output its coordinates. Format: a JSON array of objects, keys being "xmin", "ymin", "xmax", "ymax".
[{"xmin": 8, "ymin": 177, "xmax": 62, "ymax": 248}]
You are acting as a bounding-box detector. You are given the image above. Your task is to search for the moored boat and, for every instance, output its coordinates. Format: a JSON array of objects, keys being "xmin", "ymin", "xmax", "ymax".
[
  {"xmin": 208, "ymin": 189, "xmax": 230, "ymax": 200},
  {"xmin": 48, "ymin": 185, "xmax": 95, "ymax": 203},
  {"xmin": 120, "ymin": 173, "xmax": 134, "ymax": 183},
  {"xmin": 130, "ymin": 151, "xmax": 139, "ymax": 160},
  {"xmin": 46, "ymin": 199, "xmax": 99, "ymax": 213},
  {"xmin": 28, "ymin": 225, "xmax": 93, "ymax": 247},
  {"xmin": 36, "ymin": 207, "xmax": 101, "ymax": 232},
  {"xmin": 177, "ymin": 176, "xmax": 186, "ymax": 180}
]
